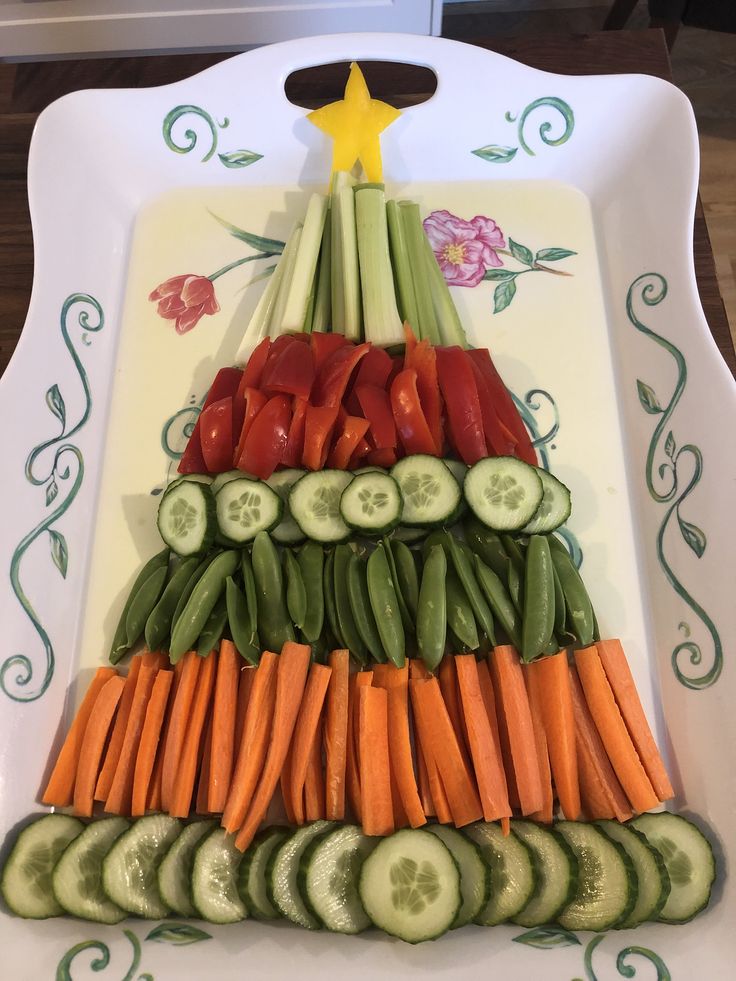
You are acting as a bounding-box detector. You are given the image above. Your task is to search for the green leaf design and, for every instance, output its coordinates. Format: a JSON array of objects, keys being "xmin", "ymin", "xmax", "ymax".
[
  {"xmin": 208, "ymin": 211, "xmax": 285, "ymax": 255},
  {"xmin": 45, "ymin": 384, "xmax": 66, "ymax": 426},
  {"xmin": 535, "ymin": 247, "xmax": 577, "ymax": 261},
  {"xmin": 472, "ymin": 144, "xmax": 518, "ymax": 163},
  {"xmin": 493, "ymin": 278, "xmax": 517, "ymax": 314},
  {"xmin": 678, "ymin": 515, "xmax": 706, "ymax": 558},
  {"xmin": 146, "ymin": 923, "xmax": 212, "ymax": 946},
  {"xmin": 46, "ymin": 479, "xmax": 58, "ymax": 507},
  {"xmin": 512, "ymin": 926, "xmax": 581, "ymax": 949},
  {"xmin": 637, "ymin": 379, "xmax": 663, "ymax": 414},
  {"xmin": 49, "ymin": 529, "xmax": 68, "ymax": 578},
  {"xmin": 483, "ymin": 269, "xmax": 517, "ymax": 281},
  {"xmin": 509, "ymin": 239, "xmax": 534, "ymax": 266},
  {"xmin": 217, "ymin": 149, "xmax": 263, "ymax": 169},
  {"xmin": 665, "ymin": 430, "xmax": 676, "ymax": 458}
]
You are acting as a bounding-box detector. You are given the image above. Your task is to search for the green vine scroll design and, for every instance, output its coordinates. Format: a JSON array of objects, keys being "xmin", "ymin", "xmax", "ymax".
[
  {"xmin": 627, "ymin": 272, "xmax": 723, "ymax": 689},
  {"xmin": 512, "ymin": 928, "xmax": 670, "ymax": 980},
  {"xmin": 472, "ymin": 97, "xmax": 575, "ymax": 164},
  {"xmin": 56, "ymin": 923, "xmax": 211, "ymax": 980},
  {"xmin": 162, "ymin": 105, "xmax": 263, "ymax": 169},
  {"xmin": 2, "ymin": 294, "xmax": 104, "ymax": 703}
]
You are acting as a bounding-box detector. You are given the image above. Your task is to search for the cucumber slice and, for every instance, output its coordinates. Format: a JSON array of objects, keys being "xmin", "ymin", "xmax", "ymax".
[
  {"xmin": 354, "ymin": 466, "xmax": 386, "ymax": 476},
  {"xmin": 289, "ymin": 471, "xmax": 353, "ymax": 544},
  {"xmin": 391, "ymin": 455, "xmax": 461, "ymax": 527},
  {"xmin": 463, "ymin": 822, "xmax": 537, "ymax": 925},
  {"xmin": 358, "ymin": 828, "xmax": 461, "ymax": 943},
  {"xmin": 301, "ymin": 824, "xmax": 378, "ymax": 933},
  {"xmin": 267, "ymin": 469, "xmax": 308, "ymax": 545},
  {"xmin": 52, "ymin": 817, "xmax": 129, "ymax": 924},
  {"xmin": 269, "ymin": 820, "xmax": 336, "ymax": 929},
  {"xmin": 425, "ymin": 824, "xmax": 489, "ymax": 928},
  {"xmin": 596, "ymin": 820, "xmax": 671, "ymax": 928},
  {"xmin": 520, "ymin": 469, "xmax": 572, "ymax": 534},
  {"xmin": 339, "ymin": 472, "xmax": 403, "ymax": 536},
  {"xmin": 166, "ymin": 473, "xmax": 213, "ymax": 491},
  {"xmin": 630, "ymin": 812, "xmax": 715, "ymax": 924},
  {"xmin": 191, "ymin": 827, "xmax": 247, "ymax": 923},
  {"xmin": 510, "ymin": 820, "xmax": 578, "ymax": 928},
  {"xmin": 215, "ymin": 477, "xmax": 283, "ymax": 544},
  {"xmin": 391, "ymin": 526, "xmax": 428, "ymax": 544},
  {"xmin": 443, "ymin": 459, "xmax": 469, "ymax": 524},
  {"xmin": 1, "ymin": 814, "xmax": 84, "ymax": 919},
  {"xmin": 158, "ymin": 819, "xmax": 217, "ymax": 917},
  {"xmin": 238, "ymin": 826, "xmax": 291, "ymax": 919},
  {"xmin": 555, "ymin": 820, "xmax": 637, "ymax": 932},
  {"xmin": 102, "ymin": 814, "xmax": 182, "ymax": 919},
  {"xmin": 463, "ymin": 457, "xmax": 544, "ymax": 532},
  {"xmin": 210, "ymin": 469, "xmax": 246, "ymax": 495},
  {"xmin": 157, "ymin": 479, "xmax": 216, "ymax": 556}
]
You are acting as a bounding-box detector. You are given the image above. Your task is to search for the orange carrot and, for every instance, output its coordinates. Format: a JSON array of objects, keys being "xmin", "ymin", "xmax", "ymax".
[
  {"xmin": 169, "ymin": 651, "xmax": 218, "ymax": 818},
  {"xmin": 304, "ymin": 715, "xmax": 325, "ymax": 821},
  {"xmin": 160, "ymin": 650, "xmax": 202, "ymax": 811},
  {"xmin": 410, "ymin": 677, "xmax": 483, "ymax": 827},
  {"xmin": 409, "ymin": 660, "xmax": 450, "ymax": 822},
  {"xmin": 569, "ymin": 662, "xmax": 634, "ymax": 822},
  {"xmin": 574, "ymin": 646, "xmax": 659, "ymax": 813},
  {"xmin": 42, "ymin": 666, "xmax": 118, "ymax": 807},
  {"xmin": 234, "ymin": 642, "xmax": 312, "ymax": 851},
  {"xmin": 523, "ymin": 665, "xmax": 555, "ymax": 823},
  {"xmin": 596, "ymin": 639, "xmax": 674, "ymax": 801},
  {"xmin": 289, "ymin": 662, "xmax": 333, "ymax": 825},
  {"xmin": 94, "ymin": 657, "xmax": 142, "ymax": 802},
  {"xmin": 105, "ymin": 663, "xmax": 159, "ymax": 815},
  {"xmin": 235, "ymin": 667, "xmax": 256, "ymax": 749},
  {"xmin": 439, "ymin": 657, "xmax": 471, "ymax": 763},
  {"xmin": 378, "ymin": 664, "xmax": 426, "ymax": 828},
  {"xmin": 142, "ymin": 650, "xmax": 169, "ymax": 671},
  {"xmin": 324, "ymin": 650, "xmax": 350, "ymax": 821},
  {"xmin": 455, "ymin": 655, "xmax": 512, "ymax": 823},
  {"xmin": 352, "ymin": 671, "xmax": 374, "ymax": 772},
  {"xmin": 345, "ymin": 673, "xmax": 363, "ymax": 821},
  {"xmin": 195, "ymin": 709, "xmax": 214, "ymax": 814},
  {"xmin": 489, "ymin": 646, "xmax": 543, "ymax": 815},
  {"xmin": 475, "ymin": 660, "xmax": 509, "ymax": 789},
  {"xmin": 73, "ymin": 676, "xmax": 126, "ymax": 817},
  {"xmin": 146, "ymin": 660, "xmax": 183, "ymax": 812},
  {"xmin": 208, "ymin": 640, "xmax": 240, "ymax": 813},
  {"xmin": 358, "ymin": 686, "xmax": 394, "ymax": 836},
  {"xmin": 130, "ymin": 668, "xmax": 173, "ymax": 817},
  {"xmin": 221, "ymin": 650, "xmax": 279, "ymax": 834},
  {"xmin": 281, "ymin": 749, "xmax": 297, "ymax": 824},
  {"xmin": 415, "ymin": 740, "xmax": 434, "ymax": 817}
]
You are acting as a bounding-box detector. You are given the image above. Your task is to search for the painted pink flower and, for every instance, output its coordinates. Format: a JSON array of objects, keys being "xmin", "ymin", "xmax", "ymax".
[
  {"xmin": 423, "ymin": 210, "xmax": 506, "ymax": 286},
  {"xmin": 149, "ymin": 274, "xmax": 220, "ymax": 334}
]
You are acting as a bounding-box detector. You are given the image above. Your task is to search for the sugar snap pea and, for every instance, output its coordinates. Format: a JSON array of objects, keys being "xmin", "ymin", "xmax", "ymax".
[
  {"xmin": 197, "ymin": 594, "xmax": 229, "ymax": 656},
  {"xmin": 323, "ymin": 549, "xmax": 343, "ymax": 649},
  {"xmin": 124, "ymin": 565, "xmax": 168, "ymax": 650},
  {"xmin": 225, "ymin": 575, "xmax": 260, "ymax": 665},
  {"xmin": 462, "ymin": 517, "xmax": 510, "ymax": 580},
  {"xmin": 297, "ymin": 542, "xmax": 324, "ymax": 644},
  {"xmin": 390, "ymin": 539, "xmax": 420, "ymax": 622},
  {"xmin": 144, "ymin": 555, "xmax": 200, "ymax": 652},
  {"xmin": 109, "ymin": 547, "xmax": 170, "ymax": 664},
  {"xmin": 473, "ymin": 554, "xmax": 522, "ymax": 651},
  {"xmin": 416, "ymin": 544, "xmax": 447, "ymax": 672},
  {"xmin": 241, "ymin": 550, "xmax": 258, "ymax": 638},
  {"xmin": 445, "ymin": 565, "xmax": 479, "ymax": 651},
  {"xmin": 382, "ymin": 536, "xmax": 414, "ymax": 634},
  {"xmin": 169, "ymin": 549, "xmax": 239, "ymax": 662},
  {"xmin": 347, "ymin": 553, "xmax": 385, "ymax": 663},
  {"xmin": 552, "ymin": 562, "xmax": 567, "ymax": 636},
  {"xmin": 501, "ymin": 534, "xmax": 526, "ymax": 575},
  {"xmin": 284, "ymin": 549, "xmax": 307, "ymax": 631},
  {"xmin": 171, "ymin": 551, "xmax": 221, "ymax": 632},
  {"xmin": 548, "ymin": 536, "xmax": 595, "ymax": 646},
  {"xmin": 334, "ymin": 545, "xmax": 368, "ymax": 665},
  {"xmin": 251, "ymin": 531, "xmax": 295, "ymax": 653},
  {"xmin": 521, "ymin": 534, "xmax": 555, "ymax": 662},
  {"xmin": 366, "ymin": 544, "xmax": 405, "ymax": 668},
  {"xmin": 444, "ymin": 533, "xmax": 496, "ymax": 646}
]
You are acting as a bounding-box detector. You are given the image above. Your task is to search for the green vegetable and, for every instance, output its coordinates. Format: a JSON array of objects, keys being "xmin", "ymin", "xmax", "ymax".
[
  {"xmin": 473, "ymin": 554, "xmax": 522, "ymax": 651},
  {"xmin": 225, "ymin": 576, "xmax": 260, "ymax": 665},
  {"xmin": 334, "ymin": 545, "xmax": 368, "ymax": 665},
  {"xmin": 386, "ymin": 198, "xmax": 420, "ymax": 333},
  {"xmin": 251, "ymin": 532, "xmax": 295, "ymax": 653},
  {"xmin": 169, "ymin": 550, "xmax": 239, "ymax": 662},
  {"xmin": 171, "ymin": 551, "xmax": 221, "ymax": 632},
  {"xmin": 521, "ymin": 534, "xmax": 556, "ymax": 661},
  {"xmin": 145, "ymin": 556, "xmax": 200, "ymax": 652},
  {"xmin": 416, "ymin": 544, "xmax": 447, "ymax": 672},
  {"xmin": 109, "ymin": 547, "xmax": 170, "ymax": 664},
  {"xmin": 445, "ymin": 564, "xmax": 479, "ymax": 652},
  {"xmin": 197, "ymin": 594, "xmax": 229, "ymax": 657},
  {"xmin": 347, "ymin": 553, "xmax": 385, "ymax": 663},
  {"xmin": 463, "ymin": 516, "xmax": 510, "ymax": 579},
  {"xmin": 284, "ymin": 549, "xmax": 307, "ymax": 631},
  {"xmin": 355, "ymin": 184, "xmax": 404, "ymax": 347},
  {"xmin": 389, "ymin": 539, "xmax": 420, "ymax": 623},
  {"xmin": 549, "ymin": 536, "xmax": 596, "ymax": 646},
  {"xmin": 124, "ymin": 565, "xmax": 168, "ymax": 650},
  {"xmin": 366, "ymin": 543, "xmax": 405, "ymax": 668},
  {"xmin": 323, "ymin": 548, "xmax": 343, "ymax": 648},
  {"xmin": 444, "ymin": 532, "xmax": 496, "ymax": 645},
  {"xmin": 241, "ymin": 550, "xmax": 259, "ymax": 636},
  {"xmin": 382, "ymin": 534, "xmax": 414, "ymax": 634},
  {"xmin": 297, "ymin": 542, "xmax": 324, "ymax": 643}
]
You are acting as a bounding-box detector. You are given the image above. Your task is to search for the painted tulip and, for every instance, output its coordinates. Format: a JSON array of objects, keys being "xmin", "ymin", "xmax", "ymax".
[{"xmin": 149, "ymin": 274, "xmax": 220, "ymax": 334}]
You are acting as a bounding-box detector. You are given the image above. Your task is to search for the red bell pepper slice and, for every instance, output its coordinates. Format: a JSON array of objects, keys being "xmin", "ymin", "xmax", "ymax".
[
  {"xmin": 233, "ymin": 388, "xmax": 268, "ymax": 469},
  {"xmin": 199, "ymin": 396, "xmax": 234, "ymax": 473},
  {"xmin": 327, "ymin": 416, "xmax": 371, "ymax": 470},
  {"xmin": 178, "ymin": 366, "xmax": 242, "ymax": 473},
  {"xmin": 403, "ymin": 322, "xmax": 419, "ymax": 360},
  {"xmin": 405, "ymin": 339, "xmax": 443, "ymax": 455},
  {"xmin": 261, "ymin": 337, "xmax": 315, "ymax": 401},
  {"xmin": 366, "ymin": 447, "xmax": 398, "ymax": 468},
  {"xmin": 435, "ymin": 347, "xmax": 487, "ymax": 466},
  {"xmin": 468, "ymin": 357, "xmax": 516, "ymax": 457},
  {"xmin": 466, "ymin": 348, "xmax": 537, "ymax": 465},
  {"xmin": 312, "ymin": 342, "xmax": 370, "ymax": 407},
  {"xmin": 353, "ymin": 346, "xmax": 393, "ymax": 390},
  {"xmin": 311, "ymin": 332, "xmax": 349, "ymax": 375},
  {"xmin": 355, "ymin": 384, "xmax": 397, "ymax": 450},
  {"xmin": 348, "ymin": 437, "xmax": 372, "ymax": 469},
  {"xmin": 282, "ymin": 397, "xmax": 308, "ymax": 468},
  {"xmin": 242, "ymin": 336, "xmax": 271, "ymax": 389},
  {"xmin": 302, "ymin": 404, "xmax": 340, "ymax": 471},
  {"xmin": 236, "ymin": 394, "xmax": 292, "ymax": 480},
  {"xmin": 390, "ymin": 369, "xmax": 438, "ymax": 457}
]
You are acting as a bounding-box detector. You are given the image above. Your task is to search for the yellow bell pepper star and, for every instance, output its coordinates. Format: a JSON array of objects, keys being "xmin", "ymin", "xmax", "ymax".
[{"xmin": 307, "ymin": 62, "xmax": 401, "ymax": 182}]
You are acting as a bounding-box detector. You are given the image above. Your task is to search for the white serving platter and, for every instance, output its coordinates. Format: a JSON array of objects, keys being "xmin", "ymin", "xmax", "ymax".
[{"xmin": 0, "ymin": 33, "xmax": 734, "ymax": 980}]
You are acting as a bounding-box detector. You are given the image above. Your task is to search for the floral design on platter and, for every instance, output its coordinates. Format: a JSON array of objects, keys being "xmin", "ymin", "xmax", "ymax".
[
  {"xmin": 627, "ymin": 272, "xmax": 722, "ymax": 689},
  {"xmin": 513, "ymin": 927, "xmax": 670, "ymax": 980},
  {"xmin": 2, "ymin": 294, "xmax": 104, "ymax": 703},
  {"xmin": 423, "ymin": 210, "xmax": 576, "ymax": 314},
  {"xmin": 472, "ymin": 96, "xmax": 575, "ymax": 164},
  {"xmin": 56, "ymin": 923, "xmax": 211, "ymax": 980},
  {"xmin": 162, "ymin": 105, "xmax": 263, "ymax": 168}
]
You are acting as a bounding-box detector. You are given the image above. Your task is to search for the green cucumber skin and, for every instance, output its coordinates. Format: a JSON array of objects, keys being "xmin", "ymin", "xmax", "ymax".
[
  {"xmin": 510, "ymin": 822, "xmax": 580, "ymax": 929},
  {"xmin": 1, "ymin": 815, "xmax": 85, "ymax": 920},
  {"xmin": 52, "ymin": 817, "xmax": 130, "ymax": 925},
  {"xmin": 595, "ymin": 820, "xmax": 672, "ymax": 929},
  {"xmin": 238, "ymin": 827, "xmax": 291, "ymax": 920}
]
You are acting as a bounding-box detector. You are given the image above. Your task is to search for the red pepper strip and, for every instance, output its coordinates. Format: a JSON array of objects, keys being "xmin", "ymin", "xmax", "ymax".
[
  {"xmin": 468, "ymin": 357, "xmax": 516, "ymax": 457},
  {"xmin": 436, "ymin": 347, "xmax": 487, "ymax": 466},
  {"xmin": 388, "ymin": 355, "xmax": 404, "ymax": 389},
  {"xmin": 178, "ymin": 366, "xmax": 243, "ymax": 474},
  {"xmin": 302, "ymin": 404, "xmax": 340, "ymax": 471},
  {"xmin": 200, "ymin": 396, "xmax": 234, "ymax": 473},
  {"xmin": 348, "ymin": 437, "xmax": 372, "ymax": 469},
  {"xmin": 242, "ymin": 336, "xmax": 271, "ymax": 389},
  {"xmin": 312, "ymin": 343, "xmax": 370, "ymax": 408},
  {"xmin": 366, "ymin": 447, "xmax": 398, "ymax": 468},
  {"xmin": 327, "ymin": 416, "xmax": 371, "ymax": 470},
  {"xmin": 403, "ymin": 322, "xmax": 419, "ymax": 361},
  {"xmin": 353, "ymin": 347, "xmax": 394, "ymax": 390},
  {"xmin": 406, "ymin": 340, "xmax": 443, "ymax": 455},
  {"xmin": 282, "ymin": 397, "xmax": 308, "ymax": 468},
  {"xmin": 233, "ymin": 388, "xmax": 268, "ymax": 469},
  {"xmin": 466, "ymin": 348, "xmax": 537, "ymax": 465},
  {"xmin": 390, "ymin": 369, "xmax": 438, "ymax": 457},
  {"xmin": 311, "ymin": 332, "xmax": 349, "ymax": 375},
  {"xmin": 261, "ymin": 337, "xmax": 315, "ymax": 401},
  {"xmin": 236, "ymin": 394, "xmax": 292, "ymax": 480},
  {"xmin": 356, "ymin": 384, "xmax": 397, "ymax": 450},
  {"xmin": 499, "ymin": 419, "xmax": 518, "ymax": 449}
]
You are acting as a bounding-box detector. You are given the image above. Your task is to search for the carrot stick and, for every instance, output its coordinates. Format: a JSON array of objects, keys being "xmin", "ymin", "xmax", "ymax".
[
  {"xmin": 234, "ymin": 642, "xmax": 312, "ymax": 851},
  {"xmin": 130, "ymin": 669, "xmax": 173, "ymax": 818},
  {"xmin": 596, "ymin": 639, "xmax": 674, "ymax": 801},
  {"xmin": 235, "ymin": 667, "xmax": 256, "ymax": 750},
  {"xmin": 569, "ymin": 662, "xmax": 634, "ymax": 822},
  {"xmin": 105, "ymin": 663, "xmax": 159, "ymax": 815},
  {"xmin": 195, "ymin": 708, "xmax": 214, "ymax": 814},
  {"xmin": 455, "ymin": 655, "xmax": 512, "ymax": 823},
  {"xmin": 377, "ymin": 665, "xmax": 426, "ymax": 828},
  {"xmin": 142, "ymin": 650, "xmax": 169, "ymax": 671},
  {"xmin": 281, "ymin": 749, "xmax": 297, "ymax": 824},
  {"xmin": 304, "ymin": 715, "xmax": 325, "ymax": 821},
  {"xmin": 94, "ymin": 657, "xmax": 142, "ymax": 802},
  {"xmin": 415, "ymin": 740, "xmax": 434, "ymax": 817},
  {"xmin": 409, "ymin": 660, "xmax": 451, "ymax": 822},
  {"xmin": 289, "ymin": 662, "xmax": 333, "ymax": 825},
  {"xmin": 208, "ymin": 640, "xmax": 240, "ymax": 813},
  {"xmin": 489, "ymin": 646, "xmax": 543, "ymax": 815},
  {"xmin": 169, "ymin": 651, "xmax": 218, "ymax": 818},
  {"xmin": 146, "ymin": 660, "xmax": 183, "ymax": 812},
  {"xmin": 325, "ymin": 650, "xmax": 350, "ymax": 821},
  {"xmin": 358, "ymin": 686, "xmax": 394, "ymax": 836},
  {"xmin": 345, "ymin": 673, "xmax": 363, "ymax": 821},
  {"xmin": 523, "ymin": 665, "xmax": 555, "ymax": 823},
  {"xmin": 577, "ymin": 735, "xmax": 615, "ymax": 820},
  {"xmin": 476, "ymin": 661, "xmax": 514, "ymax": 839},
  {"xmin": 410, "ymin": 677, "xmax": 483, "ymax": 827},
  {"xmin": 221, "ymin": 651, "xmax": 279, "ymax": 834},
  {"xmin": 73, "ymin": 676, "xmax": 126, "ymax": 817},
  {"xmin": 439, "ymin": 657, "xmax": 471, "ymax": 764},
  {"xmin": 160, "ymin": 650, "xmax": 202, "ymax": 811},
  {"xmin": 41, "ymin": 666, "xmax": 119, "ymax": 806}
]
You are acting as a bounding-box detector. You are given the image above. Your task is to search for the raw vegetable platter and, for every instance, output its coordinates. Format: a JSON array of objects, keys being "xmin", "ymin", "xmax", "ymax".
[{"xmin": 1, "ymin": 32, "xmax": 734, "ymax": 980}]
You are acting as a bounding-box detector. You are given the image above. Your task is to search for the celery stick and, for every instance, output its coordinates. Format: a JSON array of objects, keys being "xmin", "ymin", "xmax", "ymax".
[
  {"xmin": 281, "ymin": 194, "xmax": 327, "ymax": 332},
  {"xmin": 330, "ymin": 171, "xmax": 355, "ymax": 335},
  {"xmin": 302, "ymin": 272, "xmax": 317, "ymax": 334},
  {"xmin": 268, "ymin": 224, "xmax": 302, "ymax": 337},
  {"xmin": 355, "ymin": 184, "xmax": 404, "ymax": 348},
  {"xmin": 399, "ymin": 201, "xmax": 441, "ymax": 345},
  {"xmin": 423, "ymin": 233, "xmax": 468, "ymax": 348},
  {"xmin": 235, "ymin": 233, "xmax": 293, "ymax": 361},
  {"xmin": 338, "ymin": 186, "xmax": 362, "ymax": 340},
  {"xmin": 387, "ymin": 198, "xmax": 419, "ymax": 336},
  {"xmin": 311, "ymin": 211, "xmax": 332, "ymax": 333}
]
